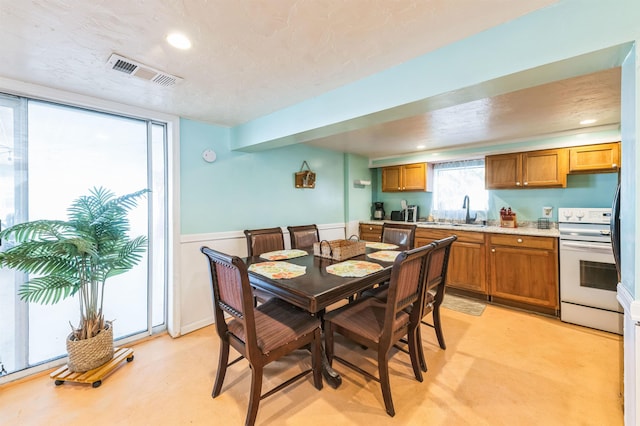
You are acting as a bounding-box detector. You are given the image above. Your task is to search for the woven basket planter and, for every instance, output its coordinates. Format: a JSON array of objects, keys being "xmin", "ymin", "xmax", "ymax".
[{"xmin": 66, "ymin": 323, "xmax": 114, "ymax": 373}]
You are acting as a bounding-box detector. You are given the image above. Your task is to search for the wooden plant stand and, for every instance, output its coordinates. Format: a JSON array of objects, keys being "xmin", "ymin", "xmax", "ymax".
[{"xmin": 50, "ymin": 347, "xmax": 134, "ymax": 388}]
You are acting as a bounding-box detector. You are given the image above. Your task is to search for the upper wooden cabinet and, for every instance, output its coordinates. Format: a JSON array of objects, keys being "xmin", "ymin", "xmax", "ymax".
[
  {"xmin": 569, "ymin": 142, "xmax": 620, "ymax": 173},
  {"xmin": 485, "ymin": 149, "xmax": 568, "ymax": 189},
  {"xmin": 381, "ymin": 163, "xmax": 432, "ymax": 192}
]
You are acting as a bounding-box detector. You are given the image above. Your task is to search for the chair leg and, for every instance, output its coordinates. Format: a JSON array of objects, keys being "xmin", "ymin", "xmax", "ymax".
[
  {"xmin": 212, "ymin": 339, "xmax": 230, "ymax": 398},
  {"xmin": 433, "ymin": 307, "xmax": 447, "ymax": 350},
  {"xmin": 407, "ymin": 325, "xmax": 423, "ymax": 382},
  {"xmin": 246, "ymin": 364, "xmax": 263, "ymax": 426},
  {"xmin": 416, "ymin": 325, "xmax": 427, "ymax": 372},
  {"xmin": 378, "ymin": 351, "xmax": 395, "ymax": 417},
  {"xmin": 312, "ymin": 329, "xmax": 323, "ymax": 390}
]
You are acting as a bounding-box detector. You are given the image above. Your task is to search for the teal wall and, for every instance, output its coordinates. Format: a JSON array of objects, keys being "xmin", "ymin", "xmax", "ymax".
[
  {"xmin": 344, "ymin": 154, "xmax": 374, "ymax": 221},
  {"xmin": 620, "ymin": 46, "xmax": 637, "ymax": 296},
  {"xmin": 489, "ymin": 173, "xmax": 618, "ymax": 222},
  {"xmin": 181, "ymin": 117, "xmax": 617, "ymax": 232},
  {"xmin": 180, "ymin": 119, "xmax": 350, "ymax": 234}
]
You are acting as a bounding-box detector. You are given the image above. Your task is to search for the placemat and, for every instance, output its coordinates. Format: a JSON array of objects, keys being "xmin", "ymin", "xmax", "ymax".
[
  {"xmin": 248, "ymin": 261, "xmax": 306, "ymax": 279},
  {"xmin": 259, "ymin": 249, "xmax": 308, "ymax": 260},
  {"xmin": 366, "ymin": 242, "xmax": 399, "ymax": 250},
  {"xmin": 326, "ymin": 260, "xmax": 384, "ymax": 277},
  {"xmin": 367, "ymin": 250, "xmax": 400, "ymax": 262}
]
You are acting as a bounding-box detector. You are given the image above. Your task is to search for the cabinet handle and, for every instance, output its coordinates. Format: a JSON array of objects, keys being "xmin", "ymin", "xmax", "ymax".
[
  {"xmin": 612, "ymin": 163, "xmax": 618, "ymax": 168},
  {"xmin": 516, "ymin": 182, "xmax": 520, "ymax": 186},
  {"xmin": 523, "ymin": 182, "xmax": 528, "ymax": 186},
  {"xmin": 491, "ymin": 248, "xmax": 496, "ymax": 253},
  {"xmin": 517, "ymin": 238, "xmax": 523, "ymax": 243},
  {"xmin": 368, "ymin": 227, "xmax": 373, "ymax": 231}
]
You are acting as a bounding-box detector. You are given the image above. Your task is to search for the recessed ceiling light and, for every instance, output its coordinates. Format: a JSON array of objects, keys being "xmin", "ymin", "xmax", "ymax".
[
  {"xmin": 166, "ymin": 33, "xmax": 192, "ymax": 50},
  {"xmin": 580, "ymin": 119, "xmax": 597, "ymax": 125},
  {"xmin": 416, "ymin": 145, "xmax": 425, "ymax": 149}
]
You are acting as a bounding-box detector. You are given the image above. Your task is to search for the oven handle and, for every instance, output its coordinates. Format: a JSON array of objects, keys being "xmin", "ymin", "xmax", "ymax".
[{"xmin": 561, "ymin": 241, "xmax": 613, "ymax": 253}]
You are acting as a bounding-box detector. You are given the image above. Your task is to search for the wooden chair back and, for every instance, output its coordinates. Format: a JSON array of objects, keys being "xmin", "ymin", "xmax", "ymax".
[
  {"xmin": 244, "ymin": 227, "xmax": 285, "ymax": 257},
  {"xmin": 381, "ymin": 223, "xmax": 416, "ymax": 251},
  {"xmin": 201, "ymin": 247, "xmax": 260, "ymax": 357},
  {"xmin": 422, "ymin": 235, "xmax": 457, "ymax": 317},
  {"xmin": 287, "ymin": 224, "xmax": 320, "ymax": 250},
  {"xmin": 384, "ymin": 243, "xmax": 435, "ymax": 334},
  {"xmin": 417, "ymin": 234, "xmax": 457, "ymax": 358}
]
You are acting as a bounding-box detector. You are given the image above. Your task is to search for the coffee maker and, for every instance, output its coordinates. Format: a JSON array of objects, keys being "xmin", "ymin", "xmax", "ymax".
[{"xmin": 372, "ymin": 202, "xmax": 385, "ymax": 220}]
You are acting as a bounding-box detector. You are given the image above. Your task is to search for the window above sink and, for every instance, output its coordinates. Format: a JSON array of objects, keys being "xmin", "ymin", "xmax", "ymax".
[{"xmin": 431, "ymin": 159, "xmax": 488, "ymax": 223}]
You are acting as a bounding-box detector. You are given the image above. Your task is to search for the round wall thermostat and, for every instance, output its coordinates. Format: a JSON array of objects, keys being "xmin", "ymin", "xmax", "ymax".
[{"xmin": 202, "ymin": 149, "xmax": 217, "ymax": 163}]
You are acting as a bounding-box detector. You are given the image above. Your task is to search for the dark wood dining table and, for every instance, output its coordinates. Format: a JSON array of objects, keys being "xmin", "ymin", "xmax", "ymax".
[{"xmin": 244, "ymin": 247, "xmax": 395, "ymax": 387}]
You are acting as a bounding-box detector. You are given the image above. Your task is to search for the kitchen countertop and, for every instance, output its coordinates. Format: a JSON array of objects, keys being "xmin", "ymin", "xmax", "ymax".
[{"xmin": 360, "ymin": 220, "xmax": 560, "ymax": 238}]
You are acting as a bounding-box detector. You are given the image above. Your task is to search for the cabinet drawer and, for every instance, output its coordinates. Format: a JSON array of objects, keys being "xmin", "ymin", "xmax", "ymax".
[
  {"xmin": 416, "ymin": 228, "xmax": 484, "ymax": 244},
  {"xmin": 489, "ymin": 234, "xmax": 556, "ymax": 250},
  {"xmin": 360, "ymin": 224, "xmax": 382, "ymax": 233},
  {"xmin": 359, "ymin": 224, "xmax": 382, "ymax": 242}
]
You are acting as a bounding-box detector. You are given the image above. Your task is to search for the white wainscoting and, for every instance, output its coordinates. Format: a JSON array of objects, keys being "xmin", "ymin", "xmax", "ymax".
[{"xmin": 178, "ymin": 222, "xmax": 352, "ymax": 335}]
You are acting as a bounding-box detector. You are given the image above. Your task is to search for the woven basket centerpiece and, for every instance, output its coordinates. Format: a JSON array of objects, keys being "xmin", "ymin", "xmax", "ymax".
[
  {"xmin": 66, "ymin": 323, "xmax": 114, "ymax": 373},
  {"xmin": 313, "ymin": 239, "xmax": 366, "ymax": 261}
]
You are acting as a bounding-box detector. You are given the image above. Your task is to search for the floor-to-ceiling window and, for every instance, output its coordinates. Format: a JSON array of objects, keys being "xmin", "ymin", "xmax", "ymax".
[{"xmin": 0, "ymin": 93, "xmax": 168, "ymax": 378}]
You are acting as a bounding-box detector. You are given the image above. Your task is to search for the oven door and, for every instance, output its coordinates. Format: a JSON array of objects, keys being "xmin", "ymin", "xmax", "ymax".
[{"xmin": 559, "ymin": 240, "xmax": 621, "ymax": 313}]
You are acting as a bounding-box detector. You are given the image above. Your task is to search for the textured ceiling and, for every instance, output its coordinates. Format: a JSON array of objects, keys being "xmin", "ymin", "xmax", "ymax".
[
  {"xmin": 0, "ymin": 0, "xmax": 620, "ymax": 161},
  {"xmin": 0, "ymin": 0, "xmax": 556, "ymax": 125},
  {"xmin": 306, "ymin": 67, "xmax": 621, "ymax": 158}
]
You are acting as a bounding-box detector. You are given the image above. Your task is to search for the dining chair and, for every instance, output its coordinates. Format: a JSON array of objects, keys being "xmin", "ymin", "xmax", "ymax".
[
  {"xmin": 361, "ymin": 235, "xmax": 458, "ymax": 372},
  {"xmin": 244, "ymin": 227, "xmax": 286, "ymax": 303},
  {"xmin": 381, "ymin": 222, "xmax": 416, "ymax": 250},
  {"xmin": 244, "ymin": 227, "xmax": 285, "ymax": 257},
  {"xmin": 415, "ymin": 235, "xmax": 457, "ymax": 371},
  {"xmin": 353, "ymin": 222, "xmax": 417, "ymax": 300},
  {"xmin": 287, "ymin": 224, "xmax": 320, "ymax": 250},
  {"xmin": 323, "ymin": 243, "xmax": 435, "ymax": 417},
  {"xmin": 200, "ymin": 247, "xmax": 323, "ymax": 426}
]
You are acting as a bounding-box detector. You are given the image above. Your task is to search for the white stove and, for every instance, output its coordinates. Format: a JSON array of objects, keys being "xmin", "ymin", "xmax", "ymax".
[{"xmin": 558, "ymin": 207, "xmax": 621, "ymax": 334}]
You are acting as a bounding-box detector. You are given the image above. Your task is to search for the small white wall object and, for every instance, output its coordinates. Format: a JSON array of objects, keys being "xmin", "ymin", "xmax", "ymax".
[{"xmin": 202, "ymin": 149, "xmax": 217, "ymax": 163}]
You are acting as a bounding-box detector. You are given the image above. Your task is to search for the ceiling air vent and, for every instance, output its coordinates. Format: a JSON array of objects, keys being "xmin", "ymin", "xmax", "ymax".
[{"xmin": 107, "ymin": 53, "xmax": 183, "ymax": 87}]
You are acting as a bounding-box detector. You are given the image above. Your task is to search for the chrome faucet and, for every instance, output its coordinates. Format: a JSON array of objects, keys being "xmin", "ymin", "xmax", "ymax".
[{"xmin": 462, "ymin": 195, "xmax": 477, "ymax": 224}]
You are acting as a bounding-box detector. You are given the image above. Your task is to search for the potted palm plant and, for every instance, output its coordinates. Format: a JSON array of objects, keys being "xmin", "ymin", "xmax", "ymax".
[{"xmin": 0, "ymin": 187, "xmax": 148, "ymax": 372}]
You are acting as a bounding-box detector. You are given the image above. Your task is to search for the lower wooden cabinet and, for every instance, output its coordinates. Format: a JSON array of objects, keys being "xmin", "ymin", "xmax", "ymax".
[
  {"xmin": 488, "ymin": 234, "xmax": 558, "ymax": 312},
  {"xmin": 359, "ymin": 223, "xmax": 382, "ymax": 242},
  {"xmin": 360, "ymin": 223, "xmax": 560, "ymax": 315},
  {"xmin": 415, "ymin": 228, "xmax": 487, "ymax": 295}
]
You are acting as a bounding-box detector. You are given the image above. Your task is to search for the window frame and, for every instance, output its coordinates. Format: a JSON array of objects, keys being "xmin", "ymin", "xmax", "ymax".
[{"xmin": 0, "ymin": 79, "xmax": 179, "ymax": 384}]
